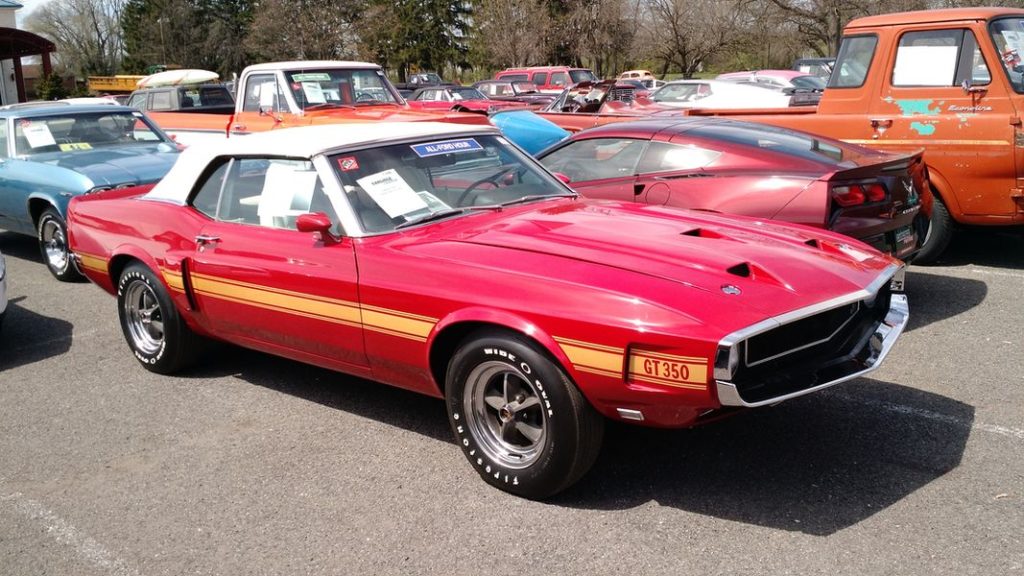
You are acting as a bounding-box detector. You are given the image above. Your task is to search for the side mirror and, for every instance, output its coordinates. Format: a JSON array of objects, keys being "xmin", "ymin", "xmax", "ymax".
[
  {"xmin": 553, "ymin": 172, "xmax": 571, "ymax": 184},
  {"xmin": 296, "ymin": 212, "xmax": 338, "ymax": 244}
]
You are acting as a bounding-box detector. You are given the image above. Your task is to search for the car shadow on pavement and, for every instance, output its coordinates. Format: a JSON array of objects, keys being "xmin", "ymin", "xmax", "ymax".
[
  {"xmin": 556, "ymin": 378, "xmax": 972, "ymax": 535},
  {"xmin": 0, "ymin": 296, "xmax": 75, "ymax": 371},
  {"xmin": 923, "ymin": 227, "xmax": 1024, "ymax": 269},
  {"xmin": 0, "ymin": 231, "xmax": 41, "ymax": 263},
  {"xmin": 904, "ymin": 269, "xmax": 986, "ymax": 332},
  {"xmin": 183, "ymin": 345, "xmax": 454, "ymax": 443}
]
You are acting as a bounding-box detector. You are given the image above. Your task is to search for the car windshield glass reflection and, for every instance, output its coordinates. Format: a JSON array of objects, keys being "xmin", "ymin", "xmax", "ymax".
[
  {"xmin": 284, "ymin": 68, "xmax": 402, "ymax": 108},
  {"xmin": 330, "ymin": 135, "xmax": 573, "ymax": 233},
  {"xmin": 14, "ymin": 112, "xmax": 170, "ymax": 157}
]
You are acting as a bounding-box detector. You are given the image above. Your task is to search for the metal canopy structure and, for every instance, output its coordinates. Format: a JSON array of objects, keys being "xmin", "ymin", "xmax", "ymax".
[{"xmin": 0, "ymin": 27, "xmax": 55, "ymax": 102}]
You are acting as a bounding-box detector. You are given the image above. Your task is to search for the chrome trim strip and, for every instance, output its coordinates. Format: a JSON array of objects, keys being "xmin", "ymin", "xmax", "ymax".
[
  {"xmin": 716, "ymin": 293, "xmax": 908, "ymax": 408},
  {"xmin": 713, "ymin": 263, "xmax": 902, "ymax": 382},
  {"xmin": 616, "ymin": 408, "xmax": 645, "ymax": 422},
  {"xmin": 743, "ymin": 301, "xmax": 861, "ymax": 368}
]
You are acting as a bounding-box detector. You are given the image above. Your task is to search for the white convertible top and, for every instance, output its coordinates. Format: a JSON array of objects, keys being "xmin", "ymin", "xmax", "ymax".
[{"xmin": 144, "ymin": 122, "xmax": 499, "ymax": 204}]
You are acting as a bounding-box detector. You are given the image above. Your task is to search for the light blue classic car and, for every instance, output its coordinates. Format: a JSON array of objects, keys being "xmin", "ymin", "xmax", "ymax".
[{"xmin": 0, "ymin": 103, "xmax": 180, "ymax": 281}]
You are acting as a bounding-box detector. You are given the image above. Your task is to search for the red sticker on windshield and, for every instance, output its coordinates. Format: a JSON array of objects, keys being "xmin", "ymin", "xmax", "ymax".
[{"xmin": 337, "ymin": 156, "xmax": 360, "ymax": 171}]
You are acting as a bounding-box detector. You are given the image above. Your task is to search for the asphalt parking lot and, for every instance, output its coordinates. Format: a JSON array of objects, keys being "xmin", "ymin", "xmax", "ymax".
[{"xmin": 1, "ymin": 228, "xmax": 1022, "ymax": 576}]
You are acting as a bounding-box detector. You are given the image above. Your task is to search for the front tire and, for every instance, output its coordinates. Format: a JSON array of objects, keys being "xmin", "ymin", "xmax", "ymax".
[
  {"xmin": 913, "ymin": 192, "xmax": 954, "ymax": 264},
  {"xmin": 37, "ymin": 207, "xmax": 83, "ymax": 282},
  {"xmin": 446, "ymin": 330, "xmax": 604, "ymax": 499},
  {"xmin": 117, "ymin": 263, "xmax": 199, "ymax": 374}
]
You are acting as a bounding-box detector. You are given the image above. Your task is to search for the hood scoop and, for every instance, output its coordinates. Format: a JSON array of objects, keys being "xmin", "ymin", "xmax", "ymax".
[
  {"xmin": 726, "ymin": 261, "xmax": 793, "ymax": 290},
  {"xmin": 680, "ymin": 227, "xmax": 729, "ymax": 240}
]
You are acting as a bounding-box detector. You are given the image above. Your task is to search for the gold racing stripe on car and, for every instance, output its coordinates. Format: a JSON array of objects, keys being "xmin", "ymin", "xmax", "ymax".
[
  {"xmin": 162, "ymin": 268, "xmax": 185, "ymax": 291},
  {"xmin": 185, "ymin": 271, "xmax": 435, "ymax": 340},
  {"xmin": 76, "ymin": 252, "xmax": 108, "ymax": 274},
  {"xmin": 553, "ymin": 337, "xmax": 625, "ymax": 379},
  {"xmin": 627, "ymin": 349, "xmax": 708, "ymax": 391}
]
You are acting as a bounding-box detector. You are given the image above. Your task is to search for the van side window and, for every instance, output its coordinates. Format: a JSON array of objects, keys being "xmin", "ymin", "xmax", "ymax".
[
  {"xmin": 551, "ymin": 72, "xmax": 569, "ymax": 87},
  {"xmin": 532, "ymin": 72, "xmax": 548, "ymax": 86},
  {"xmin": 830, "ymin": 35, "xmax": 877, "ymax": 88},
  {"xmin": 893, "ymin": 29, "xmax": 990, "ymax": 87}
]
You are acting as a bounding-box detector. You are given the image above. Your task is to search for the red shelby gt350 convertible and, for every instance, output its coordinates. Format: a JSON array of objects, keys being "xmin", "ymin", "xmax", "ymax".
[{"xmin": 67, "ymin": 123, "xmax": 909, "ymax": 498}]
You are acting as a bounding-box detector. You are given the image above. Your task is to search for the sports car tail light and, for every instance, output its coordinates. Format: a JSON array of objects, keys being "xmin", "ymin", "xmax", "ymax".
[
  {"xmin": 832, "ymin": 185, "xmax": 865, "ymax": 207},
  {"xmin": 832, "ymin": 182, "xmax": 887, "ymax": 207}
]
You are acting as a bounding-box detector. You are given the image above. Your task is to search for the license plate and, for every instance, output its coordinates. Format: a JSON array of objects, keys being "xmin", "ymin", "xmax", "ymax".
[{"xmin": 895, "ymin": 226, "xmax": 914, "ymax": 244}]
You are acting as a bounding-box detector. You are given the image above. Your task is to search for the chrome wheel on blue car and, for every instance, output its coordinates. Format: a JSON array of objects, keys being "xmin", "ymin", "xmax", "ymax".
[{"xmin": 37, "ymin": 207, "xmax": 83, "ymax": 282}]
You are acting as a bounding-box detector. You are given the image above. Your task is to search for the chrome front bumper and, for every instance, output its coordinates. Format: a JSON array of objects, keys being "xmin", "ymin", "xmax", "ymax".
[{"xmin": 714, "ymin": 265, "xmax": 909, "ymax": 408}]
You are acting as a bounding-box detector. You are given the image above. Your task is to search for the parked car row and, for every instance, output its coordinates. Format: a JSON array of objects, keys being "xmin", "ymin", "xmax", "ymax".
[{"xmin": 10, "ymin": 4, "xmax": 1022, "ymax": 500}]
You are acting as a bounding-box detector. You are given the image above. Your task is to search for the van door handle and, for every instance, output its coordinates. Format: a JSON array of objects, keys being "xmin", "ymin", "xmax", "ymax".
[{"xmin": 870, "ymin": 118, "xmax": 893, "ymax": 129}]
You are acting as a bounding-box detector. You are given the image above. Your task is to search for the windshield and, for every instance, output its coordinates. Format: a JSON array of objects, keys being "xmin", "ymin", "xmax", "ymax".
[
  {"xmin": 451, "ymin": 87, "xmax": 486, "ymax": 100},
  {"xmin": 990, "ymin": 18, "xmax": 1024, "ymax": 93},
  {"xmin": 330, "ymin": 134, "xmax": 573, "ymax": 233},
  {"xmin": 283, "ymin": 68, "xmax": 402, "ymax": 108},
  {"xmin": 14, "ymin": 111, "xmax": 171, "ymax": 157},
  {"xmin": 569, "ymin": 69, "xmax": 598, "ymax": 83},
  {"xmin": 652, "ymin": 83, "xmax": 709, "ymax": 103},
  {"xmin": 790, "ymin": 75, "xmax": 826, "ymax": 90},
  {"xmin": 687, "ymin": 120, "xmax": 845, "ymax": 164},
  {"xmin": 513, "ymin": 82, "xmax": 539, "ymax": 93}
]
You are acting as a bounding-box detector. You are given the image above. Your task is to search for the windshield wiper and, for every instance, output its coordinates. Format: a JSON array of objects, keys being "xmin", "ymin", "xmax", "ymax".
[
  {"xmin": 393, "ymin": 206, "xmax": 500, "ymax": 230},
  {"xmin": 498, "ymin": 193, "xmax": 577, "ymax": 208},
  {"xmin": 303, "ymin": 103, "xmax": 355, "ymax": 111}
]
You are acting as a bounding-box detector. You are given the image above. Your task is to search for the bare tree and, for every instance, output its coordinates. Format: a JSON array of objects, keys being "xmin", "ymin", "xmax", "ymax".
[
  {"xmin": 764, "ymin": 0, "xmax": 931, "ymax": 57},
  {"xmin": 472, "ymin": 0, "xmax": 550, "ymax": 68},
  {"xmin": 565, "ymin": 0, "xmax": 635, "ymax": 77},
  {"xmin": 639, "ymin": 0, "xmax": 757, "ymax": 77},
  {"xmin": 26, "ymin": 0, "xmax": 126, "ymax": 77},
  {"xmin": 246, "ymin": 0, "xmax": 362, "ymax": 62}
]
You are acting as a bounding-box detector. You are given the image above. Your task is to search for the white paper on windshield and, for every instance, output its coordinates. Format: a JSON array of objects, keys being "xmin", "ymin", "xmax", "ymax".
[
  {"xmin": 893, "ymin": 46, "xmax": 958, "ymax": 86},
  {"xmin": 258, "ymin": 162, "xmax": 319, "ymax": 224},
  {"xmin": 301, "ymin": 81, "xmax": 326, "ymax": 104},
  {"xmin": 23, "ymin": 123, "xmax": 57, "ymax": 148},
  {"xmin": 1002, "ymin": 31, "xmax": 1024, "ymax": 55},
  {"xmin": 356, "ymin": 169, "xmax": 428, "ymax": 218}
]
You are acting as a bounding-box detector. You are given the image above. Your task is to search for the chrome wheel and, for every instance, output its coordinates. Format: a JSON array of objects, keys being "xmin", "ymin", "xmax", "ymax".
[
  {"xmin": 40, "ymin": 217, "xmax": 69, "ymax": 272},
  {"xmin": 463, "ymin": 361, "xmax": 547, "ymax": 469},
  {"xmin": 122, "ymin": 280, "xmax": 165, "ymax": 355}
]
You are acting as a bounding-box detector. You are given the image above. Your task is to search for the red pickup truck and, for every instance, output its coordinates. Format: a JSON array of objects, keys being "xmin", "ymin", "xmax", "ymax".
[{"xmin": 539, "ymin": 8, "xmax": 1024, "ymax": 262}]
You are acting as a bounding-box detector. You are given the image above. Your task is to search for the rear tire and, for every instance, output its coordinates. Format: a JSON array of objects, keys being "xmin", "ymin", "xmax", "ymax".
[
  {"xmin": 913, "ymin": 193, "xmax": 954, "ymax": 264},
  {"xmin": 117, "ymin": 263, "xmax": 199, "ymax": 374},
  {"xmin": 445, "ymin": 329, "xmax": 604, "ymax": 499},
  {"xmin": 37, "ymin": 208, "xmax": 83, "ymax": 282}
]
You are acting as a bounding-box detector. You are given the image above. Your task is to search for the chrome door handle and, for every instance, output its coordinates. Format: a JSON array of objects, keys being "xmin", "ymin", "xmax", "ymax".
[{"xmin": 195, "ymin": 234, "xmax": 220, "ymax": 245}]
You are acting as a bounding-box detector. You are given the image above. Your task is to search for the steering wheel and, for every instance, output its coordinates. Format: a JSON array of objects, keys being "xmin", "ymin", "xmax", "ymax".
[
  {"xmin": 457, "ymin": 166, "xmax": 520, "ymax": 205},
  {"xmin": 355, "ymin": 93, "xmax": 379, "ymax": 103}
]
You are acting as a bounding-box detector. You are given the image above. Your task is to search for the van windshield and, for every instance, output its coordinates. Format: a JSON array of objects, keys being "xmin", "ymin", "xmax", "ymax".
[{"xmin": 990, "ymin": 18, "xmax": 1024, "ymax": 93}]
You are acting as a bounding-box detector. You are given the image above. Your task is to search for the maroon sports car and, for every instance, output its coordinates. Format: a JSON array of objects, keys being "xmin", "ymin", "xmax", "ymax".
[
  {"xmin": 406, "ymin": 86, "xmax": 525, "ymax": 114},
  {"xmin": 538, "ymin": 118, "xmax": 928, "ymax": 260}
]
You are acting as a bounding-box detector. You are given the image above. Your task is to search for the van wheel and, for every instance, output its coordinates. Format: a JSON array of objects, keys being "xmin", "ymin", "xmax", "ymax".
[{"xmin": 913, "ymin": 194, "xmax": 954, "ymax": 264}]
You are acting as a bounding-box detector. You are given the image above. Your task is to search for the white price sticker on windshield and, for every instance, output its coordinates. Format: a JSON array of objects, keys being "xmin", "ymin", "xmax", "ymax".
[
  {"xmin": 22, "ymin": 123, "xmax": 57, "ymax": 148},
  {"xmin": 301, "ymin": 82, "xmax": 326, "ymax": 104},
  {"xmin": 356, "ymin": 169, "xmax": 428, "ymax": 218}
]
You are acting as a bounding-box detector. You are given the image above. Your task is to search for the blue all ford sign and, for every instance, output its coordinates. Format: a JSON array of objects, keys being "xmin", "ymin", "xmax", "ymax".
[{"xmin": 411, "ymin": 138, "xmax": 483, "ymax": 157}]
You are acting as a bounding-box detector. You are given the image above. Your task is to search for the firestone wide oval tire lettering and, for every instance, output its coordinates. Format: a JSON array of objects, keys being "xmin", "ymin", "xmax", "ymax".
[
  {"xmin": 445, "ymin": 329, "xmax": 604, "ymax": 499},
  {"xmin": 116, "ymin": 263, "xmax": 200, "ymax": 374},
  {"xmin": 37, "ymin": 207, "xmax": 84, "ymax": 282}
]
